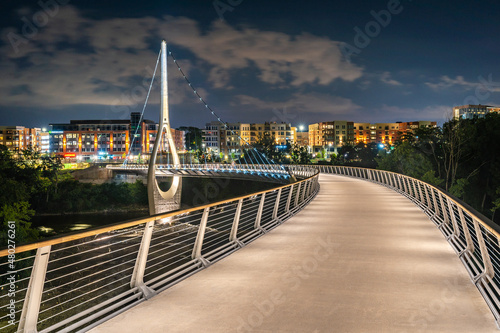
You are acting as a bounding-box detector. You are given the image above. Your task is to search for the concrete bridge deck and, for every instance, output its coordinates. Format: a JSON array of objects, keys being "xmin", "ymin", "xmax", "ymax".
[{"xmin": 90, "ymin": 174, "xmax": 497, "ymax": 332}]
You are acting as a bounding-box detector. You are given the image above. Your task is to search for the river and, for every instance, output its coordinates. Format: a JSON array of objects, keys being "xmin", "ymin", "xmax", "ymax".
[{"xmin": 31, "ymin": 176, "xmax": 283, "ymax": 236}]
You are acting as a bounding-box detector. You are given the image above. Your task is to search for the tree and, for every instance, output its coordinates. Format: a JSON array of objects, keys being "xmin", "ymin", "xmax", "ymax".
[
  {"xmin": 412, "ymin": 126, "xmax": 444, "ymax": 180},
  {"xmin": 376, "ymin": 141, "xmax": 433, "ymax": 180},
  {"xmin": 375, "ymin": 114, "xmax": 500, "ymax": 223},
  {"xmin": 0, "ymin": 145, "xmax": 40, "ymax": 244},
  {"xmin": 336, "ymin": 143, "xmax": 356, "ymax": 165},
  {"xmin": 178, "ymin": 126, "xmax": 203, "ymax": 150},
  {"xmin": 353, "ymin": 142, "xmax": 379, "ymax": 168},
  {"xmin": 194, "ymin": 148, "xmax": 204, "ymax": 163},
  {"xmin": 492, "ymin": 187, "xmax": 500, "ymax": 222},
  {"xmin": 40, "ymin": 154, "xmax": 63, "ymax": 198},
  {"xmin": 442, "ymin": 119, "xmax": 469, "ymax": 192},
  {"xmin": 253, "ymin": 132, "xmax": 284, "ymax": 163},
  {"xmin": 290, "ymin": 144, "xmax": 310, "ymax": 165}
]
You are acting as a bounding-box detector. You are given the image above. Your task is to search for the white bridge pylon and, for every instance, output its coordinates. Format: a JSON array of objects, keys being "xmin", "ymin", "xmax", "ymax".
[{"xmin": 147, "ymin": 40, "xmax": 181, "ymax": 215}]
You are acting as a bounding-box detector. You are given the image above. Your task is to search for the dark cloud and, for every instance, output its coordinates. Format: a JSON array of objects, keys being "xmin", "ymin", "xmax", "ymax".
[{"xmin": 0, "ymin": 1, "xmax": 499, "ymax": 128}]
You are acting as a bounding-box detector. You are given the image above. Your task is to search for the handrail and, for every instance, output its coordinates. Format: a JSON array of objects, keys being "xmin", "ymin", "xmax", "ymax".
[
  {"xmin": 0, "ymin": 164, "xmax": 320, "ymax": 333},
  {"xmin": 0, "ymin": 165, "xmax": 315, "ymax": 257},
  {"xmin": 315, "ymin": 164, "xmax": 500, "ymax": 328},
  {"xmin": 312, "ymin": 165, "xmax": 500, "ymax": 239}
]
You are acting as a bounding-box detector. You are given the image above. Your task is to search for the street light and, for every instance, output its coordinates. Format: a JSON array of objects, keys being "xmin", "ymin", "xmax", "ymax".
[{"xmin": 299, "ymin": 125, "xmax": 305, "ymax": 132}]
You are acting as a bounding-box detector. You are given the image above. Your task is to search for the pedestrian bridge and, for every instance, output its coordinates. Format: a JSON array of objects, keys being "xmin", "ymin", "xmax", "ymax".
[
  {"xmin": 106, "ymin": 163, "xmax": 309, "ymax": 184},
  {"xmin": 2, "ymin": 166, "xmax": 500, "ymax": 332}
]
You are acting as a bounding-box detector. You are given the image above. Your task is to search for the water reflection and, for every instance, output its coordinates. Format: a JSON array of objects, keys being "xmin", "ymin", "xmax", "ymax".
[{"xmin": 32, "ymin": 177, "xmax": 281, "ymax": 236}]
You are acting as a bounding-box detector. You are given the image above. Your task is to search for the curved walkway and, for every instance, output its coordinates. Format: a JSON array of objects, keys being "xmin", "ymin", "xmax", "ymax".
[{"xmin": 90, "ymin": 174, "xmax": 496, "ymax": 332}]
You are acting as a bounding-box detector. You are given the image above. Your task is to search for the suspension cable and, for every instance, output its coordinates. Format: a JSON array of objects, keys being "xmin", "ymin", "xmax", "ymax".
[
  {"xmin": 169, "ymin": 50, "xmax": 283, "ymax": 168},
  {"xmin": 123, "ymin": 48, "xmax": 161, "ymax": 165}
]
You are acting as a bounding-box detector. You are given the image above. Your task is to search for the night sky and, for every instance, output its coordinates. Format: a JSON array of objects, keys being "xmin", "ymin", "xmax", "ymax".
[{"xmin": 1, "ymin": 0, "xmax": 499, "ymax": 129}]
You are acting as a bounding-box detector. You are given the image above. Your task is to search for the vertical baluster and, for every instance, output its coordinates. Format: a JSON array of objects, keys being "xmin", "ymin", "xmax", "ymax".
[
  {"xmin": 457, "ymin": 208, "xmax": 474, "ymax": 254},
  {"xmin": 447, "ymin": 198, "xmax": 461, "ymax": 240},
  {"xmin": 18, "ymin": 246, "xmax": 51, "ymax": 333},
  {"xmin": 411, "ymin": 179, "xmax": 419, "ymax": 201},
  {"xmin": 130, "ymin": 221, "xmax": 156, "ymax": 299},
  {"xmin": 192, "ymin": 207, "xmax": 210, "ymax": 262},
  {"xmin": 285, "ymin": 185, "xmax": 294, "ymax": 213},
  {"xmin": 301, "ymin": 180, "xmax": 308, "ymax": 202},
  {"xmin": 295, "ymin": 182, "xmax": 302, "ymax": 207},
  {"xmin": 424, "ymin": 185, "xmax": 432, "ymax": 210},
  {"xmin": 254, "ymin": 193, "xmax": 266, "ymax": 229},
  {"xmin": 473, "ymin": 220, "xmax": 495, "ymax": 279},
  {"xmin": 272, "ymin": 189, "xmax": 282, "ymax": 220},
  {"xmin": 229, "ymin": 199, "xmax": 244, "ymax": 242},
  {"xmin": 439, "ymin": 192, "xmax": 449, "ymax": 225},
  {"xmin": 430, "ymin": 187, "xmax": 440, "ymax": 221},
  {"xmin": 397, "ymin": 175, "xmax": 404, "ymax": 191}
]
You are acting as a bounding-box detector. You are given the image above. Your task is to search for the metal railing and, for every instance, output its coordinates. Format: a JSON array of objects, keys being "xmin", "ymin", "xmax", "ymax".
[
  {"xmin": 0, "ymin": 166, "xmax": 319, "ymax": 333},
  {"xmin": 316, "ymin": 165, "xmax": 500, "ymax": 328},
  {"xmin": 107, "ymin": 163, "xmax": 313, "ymax": 180},
  {"xmin": 108, "ymin": 163, "xmax": 289, "ymax": 174}
]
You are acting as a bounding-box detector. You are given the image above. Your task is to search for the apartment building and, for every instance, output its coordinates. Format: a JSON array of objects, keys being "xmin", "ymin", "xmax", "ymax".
[
  {"xmin": 295, "ymin": 131, "xmax": 309, "ymax": 147},
  {"xmin": 353, "ymin": 121, "xmax": 437, "ymax": 145},
  {"xmin": 309, "ymin": 120, "xmax": 437, "ymax": 153},
  {"xmin": 0, "ymin": 126, "xmax": 42, "ymax": 154},
  {"xmin": 308, "ymin": 121, "xmax": 354, "ymax": 153},
  {"xmin": 249, "ymin": 122, "xmax": 295, "ymax": 145},
  {"xmin": 203, "ymin": 121, "xmax": 294, "ymax": 158},
  {"xmin": 49, "ymin": 112, "xmax": 185, "ymax": 160},
  {"xmin": 453, "ymin": 104, "xmax": 490, "ymax": 120}
]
